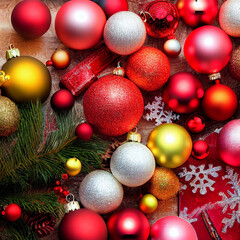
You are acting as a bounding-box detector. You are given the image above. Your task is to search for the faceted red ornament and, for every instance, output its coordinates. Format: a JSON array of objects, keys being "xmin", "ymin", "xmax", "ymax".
[
  {"xmin": 186, "ymin": 115, "xmax": 205, "ymax": 134},
  {"xmin": 4, "ymin": 204, "xmax": 22, "ymax": 221},
  {"xmin": 192, "ymin": 140, "xmax": 209, "ymax": 160},
  {"xmin": 62, "ymin": 174, "xmax": 68, "ymax": 180},
  {"xmin": 75, "ymin": 123, "xmax": 93, "ymax": 141},
  {"xmin": 176, "ymin": 0, "xmax": 218, "ymax": 27},
  {"xmin": 51, "ymin": 89, "xmax": 75, "ymax": 111},
  {"xmin": 140, "ymin": 0, "xmax": 179, "ymax": 39}
]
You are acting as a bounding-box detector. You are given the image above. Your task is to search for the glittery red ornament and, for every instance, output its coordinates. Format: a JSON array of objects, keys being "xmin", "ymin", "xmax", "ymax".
[
  {"xmin": 228, "ymin": 46, "xmax": 240, "ymax": 81},
  {"xmin": 192, "ymin": 140, "xmax": 209, "ymax": 160},
  {"xmin": 4, "ymin": 204, "xmax": 21, "ymax": 221},
  {"xmin": 201, "ymin": 83, "xmax": 238, "ymax": 122},
  {"xmin": 163, "ymin": 72, "xmax": 204, "ymax": 114},
  {"xmin": 75, "ymin": 123, "xmax": 93, "ymax": 141},
  {"xmin": 125, "ymin": 46, "xmax": 170, "ymax": 91},
  {"xmin": 185, "ymin": 115, "xmax": 205, "ymax": 134},
  {"xmin": 51, "ymin": 89, "xmax": 75, "ymax": 111},
  {"xmin": 83, "ymin": 75, "xmax": 144, "ymax": 137},
  {"xmin": 140, "ymin": 0, "xmax": 179, "ymax": 39},
  {"xmin": 107, "ymin": 208, "xmax": 150, "ymax": 240}
]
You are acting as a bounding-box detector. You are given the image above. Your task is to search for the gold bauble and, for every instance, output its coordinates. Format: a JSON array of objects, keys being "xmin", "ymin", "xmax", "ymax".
[
  {"xmin": 51, "ymin": 50, "xmax": 70, "ymax": 70},
  {"xmin": 0, "ymin": 95, "xmax": 20, "ymax": 136},
  {"xmin": 139, "ymin": 194, "xmax": 158, "ymax": 214},
  {"xmin": 148, "ymin": 167, "xmax": 180, "ymax": 200},
  {"xmin": 147, "ymin": 123, "xmax": 192, "ymax": 168},
  {"xmin": 65, "ymin": 158, "xmax": 82, "ymax": 176},
  {"xmin": 1, "ymin": 56, "xmax": 51, "ymax": 103}
]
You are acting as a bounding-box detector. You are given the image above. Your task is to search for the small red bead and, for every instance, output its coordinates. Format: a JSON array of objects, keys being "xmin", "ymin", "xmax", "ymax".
[
  {"xmin": 46, "ymin": 60, "xmax": 53, "ymax": 66},
  {"xmin": 63, "ymin": 190, "xmax": 69, "ymax": 196},
  {"xmin": 1, "ymin": 211, "xmax": 5, "ymax": 216},
  {"xmin": 55, "ymin": 181, "xmax": 61, "ymax": 186},
  {"xmin": 192, "ymin": 140, "xmax": 209, "ymax": 160},
  {"xmin": 186, "ymin": 115, "xmax": 205, "ymax": 134},
  {"xmin": 62, "ymin": 173, "xmax": 68, "ymax": 180}
]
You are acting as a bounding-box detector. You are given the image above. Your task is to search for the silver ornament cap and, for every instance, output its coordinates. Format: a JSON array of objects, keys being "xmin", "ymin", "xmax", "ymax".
[{"xmin": 64, "ymin": 194, "xmax": 80, "ymax": 213}]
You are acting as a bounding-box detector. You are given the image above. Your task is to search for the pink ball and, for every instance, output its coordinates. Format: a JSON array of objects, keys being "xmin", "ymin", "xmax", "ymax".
[
  {"xmin": 217, "ymin": 119, "xmax": 240, "ymax": 167},
  {"xmin": 184, "ymin": 26, "xmax": 232, "ymax": 74},
  {"xmin": 51, "ymin": 89, "xmax": 75, "ymax": 111},
  {"xmin": 55, "ymin": 0, "xmax": 106, "ymax": 50},
  {"xmin": 151, "ymin": 216, "xmax": 198, "ymax": 240}
]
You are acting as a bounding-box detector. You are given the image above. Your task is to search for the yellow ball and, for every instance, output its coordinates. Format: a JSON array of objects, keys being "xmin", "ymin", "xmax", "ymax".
[
  {"xmin": 65, "ymin": 158, "xmax": 82, "ymax": 176},
  {"xmin": 139, "ymin": 194, "xmax": 158, "ymax": 214},
  {"xmin": 1, "ymin": 56, "xmax": 51, "ymax": 103},
  {"xmin": 147, "ymin": 123, "xmax": 192, "ymax": 168}
]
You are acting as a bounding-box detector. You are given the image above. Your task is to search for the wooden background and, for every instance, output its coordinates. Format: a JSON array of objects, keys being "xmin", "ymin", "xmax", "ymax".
[{"xmin": 0, "ymin": 0, "xmax": 239, "ymax": 239}]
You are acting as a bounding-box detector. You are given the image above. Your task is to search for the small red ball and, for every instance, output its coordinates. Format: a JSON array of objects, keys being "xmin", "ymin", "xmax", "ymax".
[
  {"xmin": 185, "ymin": 115, "xmax": 205, "ymax": 134},
  {"xmin": 5, "ymin": 204, "xmax": 22, "ymax": 221},
  {"xmin": 59, "ymin": 209, "xmax": 108, "ymax": 240},
  {"xmin": 51, "ymin": 89, "xmax": 75, "ymax": 111},
  {"xmin": 75, "ymin": 123, "xmax": 93, "ymax": 141},
  {"xmin": 192, "ymin": 140, "xmax": 209, "ymax": 160},
  {"xmin": 201, "ymin": 84, "xmax": 238, "ymax": 121},
  {"xmin": 11, "ymin": 0, "xmax": 51, "ymax": 39}
]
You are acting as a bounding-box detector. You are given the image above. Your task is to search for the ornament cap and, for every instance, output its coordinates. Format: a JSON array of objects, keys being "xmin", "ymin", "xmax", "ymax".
[
  {"xmin": 64, "ymin": 194, "xmax": 80, "ymax": 213},
  {"xmin": 208, "ymin": 72, "xmax": 221, "ymax": 81},
  {"xmin": 127, "ymin": 128, "xmax": 141, "ymax": 143},
  {"xmin": 6, "ymin": 44, "xmax": 20, "ymax": 61}
]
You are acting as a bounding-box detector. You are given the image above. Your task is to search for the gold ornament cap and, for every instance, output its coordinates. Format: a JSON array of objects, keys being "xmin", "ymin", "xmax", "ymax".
[
  {"xmin": 64, "ymin": 194, "xmax": 80, "ymax": 213},
  {"xmin": 208, "ymin": 72, "xmax": 221, "ymax": 81},
  {"xmin": 0, "ymin": 71, "xmax": 10, "ymax": 87},
  {"xmin": 113, "ymin": 62, "xmax": 125, "ymax": 77},
  {"xmin": 6, "ymin": 44, "xmax": 20, "ymax": 61},
  {"xmin": 127, "ymin": 128, "xmax": 141, "ymax": 143}
]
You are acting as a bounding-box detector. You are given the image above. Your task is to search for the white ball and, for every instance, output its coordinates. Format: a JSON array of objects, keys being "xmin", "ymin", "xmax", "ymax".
[
  {"xmin": 79, "ymin": 170, "xmax": 123, "ymax": 214},
  {"xmin": 219, "ymin": 0, "xmax": 240, "ymax": 37},
  {"xmin": 163, "ymin": 39, "xmax": 181, "ymax": 57},
  {"xmin": 104, "ymin": 11, "xmax": 146, "ymax": 55},
  {"xmin": 110, "ymin": 142, "xmax": 156, "ymax": 187}
]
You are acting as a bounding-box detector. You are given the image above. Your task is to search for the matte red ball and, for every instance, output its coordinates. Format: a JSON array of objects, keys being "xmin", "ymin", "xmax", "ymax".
[
  {"xmin": 151, "ymin": 216, "xmax": 197, "ymax": 240},
  {"xmin": 11, "ymin": 0, "xmax": 51, "ymax": 39},
  {"xmin": 59, "ymin": 209, "xmax": 108, "ymax": 240},
  {"xmin": 75, "ymin": 123, "xmax": 93, "ymax": 141},
  {"xmin": 126, "ymin": 47, "xmax": 170, "ymax": 91},
  {"xmin": 201, "ymin": 84, "xmax": 238, "ymax": 121},
  {"xmin": 192, "ymin": 140, "xmax": 209, "ymax": 160},
  {"xmin": 184, "ymin": 26, "xmax": 232, "ymax": 74},
  {"xmin": 163, "ymin": 72, "xmax": 204, "ymax": 114},
  {"xmin": 107, "ymin": 208, "xmax": 150, "ymax": 240},
  {"xmin": 55, "ymin": 0, "xmax": 106, "ymax": 50},
  {"xmin": 51, "ymin": 89, "xmax": 75, "ymax": 111},
  {"xmin": 83, "ymin": 75, "xmax": 144, "ymax": 137},
  {"xmin": 5, "ymin": 204, "xmax": 21, "ymax": 221}
]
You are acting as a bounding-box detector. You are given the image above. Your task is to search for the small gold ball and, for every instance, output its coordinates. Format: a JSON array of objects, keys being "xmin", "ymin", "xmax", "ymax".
[
  {"xmin": 65, "ymin": 158, "xmax": 82, "ymax": 176},
  {"xmin": 51, "ymin": 50, "xmax": 70, "ymax": 70},
  {"xmin": 139, "ymin": 194, "xmax": 158, "ymax": 214}
]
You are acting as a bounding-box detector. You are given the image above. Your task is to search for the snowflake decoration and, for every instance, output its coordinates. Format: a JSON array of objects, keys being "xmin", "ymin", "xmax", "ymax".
[
  {"xmin": 179, "ymin": 164, "xmax": 222, "ymax": 195},
  {"xmin": 219, "ymin": 168, "xmax": 240, "ymax": 233},
  {"xmin": 144, "ymin": 96, "xmax": 180, "ymax": 126},
  {"xmin": 180, "ymin": 207, "xmax": 198, "ymax": 224}
]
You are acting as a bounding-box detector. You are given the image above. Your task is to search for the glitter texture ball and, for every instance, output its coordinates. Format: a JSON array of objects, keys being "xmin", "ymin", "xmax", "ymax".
[
  {"xmin": 79, "ymin": 170, "xmax": 124, "ymax": 214},
  {"xmin": 104, "ymin": 11, "xmax": 146, "ymax": 55},
  {"xmin": 110, "ymin": 142, "xmax": 156, "ymax": 187},
  {"xmin": 229, "ymin": 46, "xmax": 240, "ymax": 80},
  {"xmin": 219, "ymin": 0, "xmax": 240, "ymax": 37}
]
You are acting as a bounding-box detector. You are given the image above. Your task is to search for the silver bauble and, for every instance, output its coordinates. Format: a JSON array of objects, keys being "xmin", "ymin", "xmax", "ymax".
[
  {"xmin": 110, "ymin": 142, "xmax": 156, "ymax": 187},
  {"xmin": 79, "ymin": 170, "xmax": 123, "ymax": 214},
  {"xmin": 163, "ymin": 39, "xmax": 181, "ymax": 58},
  {"xmin": 219, "ymin": 0, "xmax": 240, "ymax": 37},
  {"xmin": 104, "ymin": 11, "xmax": 146, "ymax": 55}
]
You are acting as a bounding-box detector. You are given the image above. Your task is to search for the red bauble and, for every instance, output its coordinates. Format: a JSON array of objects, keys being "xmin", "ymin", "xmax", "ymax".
[
  {"xmin": 184, "ymin": 26, "xmax": 232, "ymax": 74},
  {"xmin": 176, "ymin": 0, "xmax": 218, "ymax": 27},
  {"xmin": 11, "ymin": 0, "xmax": 51, "ymax": 39},
  {"xmin": 75, "ymin": 123, "xmax": 93, "ymax": 141},
  {"xmin": 163, "ymin": 72, "xmax": 204, "ymax": 114},
  {"xmin": 126, "ymin": 47, "xmax": 170, "ymax": 91},
  {"xmin": 83, "ymin": 75, "xmax": 144, "ymax": 137},
  {"xmin": 107, "ymin": 208, "xmax": 150, "ymax": 240},
  {"xmin": 5, "ymin": 204, "xmax": 21, "ymax": 221},
  {"xmin": 59, "ymin": 209, "xmax": 108, "ymax": 240},
  {"xmin": 192, "ymin": 140, "xmax": 209, "ymax": 160},
  {"xmin": 151, "ymin": 216, "xmax": 197, "ymax": 240},
  {"xmin": 201, "ymin": 84, "xmax": 238, "ymax": 122},
  {"xmin": 217, "ymin": 119, "xmax": 240, "ymax": 167},
  {"xmin": 185, "ymin": 115, "xmax": 205, "ymax": 134},
  {"xmin": 51, "ymin": 89, "xmax": 75, "ymax": 111},
  {"xmin": 91, "ymin": 0, "xmax": 128, "ymax": 18},
  {"xmin": 141, "ymin": 0, "xmax": 179, "ymax": 39},
  {"xmin": 55, "ymin": 0, "xmax": 106, "ymax": 50}
]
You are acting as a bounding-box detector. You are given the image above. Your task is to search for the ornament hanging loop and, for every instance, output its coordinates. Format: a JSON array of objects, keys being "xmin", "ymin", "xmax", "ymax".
[
  {"xmin": 139, "ymin": 10, "xmax": 153, "ymax": 23},
  {"xmin": 0, "ymin": 71, "xmax": 10, "ymax": 86},
  {"xmin": 64, "ymin": 193, "xmax": 80, "ymax": 213}
]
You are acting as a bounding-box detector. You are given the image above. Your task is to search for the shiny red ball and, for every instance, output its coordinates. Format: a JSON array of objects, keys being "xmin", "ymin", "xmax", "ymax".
[
  {"xmin": 59, "ymin": 209, "xmax": 108, "ymax": 240},
  {"xmin": 5, "ymin": 204, "xmax": 21, "ymax": 221},
  {"xmin": 75, "ymin": 123, "xmax": 93, "ymax": 141},
  {"xmin": 184, "ymin": 26, "xmax": 232, "ymax": 74},
  {"xmin": 107, "ymin": 208, "xmax": 150, "ymax": 240},
  {"xmin": 201, "ymin": 84, "xmax": 238, "ymax": 121},
  {"xmin": 141, "ymin": 0, "xmax": 179, "ymax": 39},
  {"xmin": 176, "ymin": 0, "xmax": 218, "ymax": 27},
  {"xmin": 55, "ymin": 0, "xmax": 106, "ymax": 50},
  {"xmin": 185, "ymin": 115, "xmax": 205, "ymax": 134},
  {"xmin": 192, "ymin": 140, "xmax": 209, "ymax": 160},
  {"xmin": 83, "ymin": 75, "xmax": 144, "ymax": 137},
  {"xmin": 163, "ymin": 72, "xmax": 204, "ymax": 114},
  {"xmin": 51, "ymin": 89, "xmax": 75, "ymax": 111},
  {"xmin": 11, "ymin": 0, "xmax": 51, "ymax": 39}
]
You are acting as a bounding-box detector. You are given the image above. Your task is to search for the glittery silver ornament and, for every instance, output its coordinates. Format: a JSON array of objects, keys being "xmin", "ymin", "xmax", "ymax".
[
  {"xmin": 110, "ymin": 142, "xmax": 156, "ymax": 187},
  {"xmin": 163, "ymin": 39, "xmax": 181, "ymax": 58},
  {"xmin": 219, "ymin": 0, "xmax": 240, "ymax": 37},
  {"xmin": 79, "ymin": 170, "xmax": 123, "ymax": 214},
  {"xmin": 104, "ymin": 11, "xmax": 146, "ymax": 55}
]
